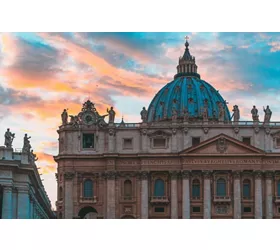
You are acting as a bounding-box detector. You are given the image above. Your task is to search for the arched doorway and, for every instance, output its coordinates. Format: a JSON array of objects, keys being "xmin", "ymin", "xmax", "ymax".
[
  {"xmin": 121, "ymin": 215, "xmax": 135, "ymax": 219},
  {"xmin": 78, "ymin": 206, "xmax": 98, "ymax": 219}
]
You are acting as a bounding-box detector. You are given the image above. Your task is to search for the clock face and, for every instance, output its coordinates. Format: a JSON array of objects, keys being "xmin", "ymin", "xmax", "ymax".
[{"xmin": 82, "ymin": 112, "xmax": 96, "ymax": 125}]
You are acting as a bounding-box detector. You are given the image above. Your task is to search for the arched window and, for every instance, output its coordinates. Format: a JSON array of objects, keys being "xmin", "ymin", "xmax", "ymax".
[
  {"xmin": 83, "ymin": 179, "xmax": 93, "ymax": 198},
  {"xmin": 124, "ymin": 180, "xmax": 132, "ymax": 197},
  {"xmin": 192, "ymin": 179, "xmax": 200, "ymax": 198},
  {"xmin": 59, "ymin": 186, "xmax": 63, "ymax": 200},
  {"xmin": 216, "ymin": 178, "xmax": 226, "ymax": 197},
  {"xmin": 243, "ymin": 179, "xmax": 251, "ymax": 199},
  {"xmin": 154, "ymin": 178, "xmax": 165, "ymax": 197},
  {"xmin": 277, "ymin": 180, "xmax": 280, "ymax": 196}
]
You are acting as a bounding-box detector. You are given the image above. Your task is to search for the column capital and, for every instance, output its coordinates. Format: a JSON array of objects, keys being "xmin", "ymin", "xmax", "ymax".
[
  {"xmin": 64, "ymin": 172, "xmax": 75, "ymax": 180},
  {"xmin": 104, "ymin": 171, "xmax": 118, "ymax": 180},
  {"xmin": 254, "ymin": 170, "xmax": 263, "ymax": 179},
  {"xmin": 170, "ymin": 171, "xmax": 179, "ymax": 180},
  {"xmin": 265, "ymin": 171, "xmax": 274, "ymax": 179},
  {"xmin": 3, "ymin": 185, "xmax": 13, "ymax": 192},
  {"xmin": 203, "ymin": 170, "xmax": 212, "ymax": 179},
  {"xmin": 232, "ymin": 170, "xmax": 241, "ymax": 179},
  {"xmin": 181, "ymin": 170, "xmax": 190, "ymax": 179},
  {"xmin": 139, "ymin": 171, "xmax": 149, "ymax": 180}
]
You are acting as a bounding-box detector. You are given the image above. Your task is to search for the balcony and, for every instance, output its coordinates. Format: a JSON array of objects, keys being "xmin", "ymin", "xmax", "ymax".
[
  {"xmin": 79, "ymin": 196, "xmax": 97, "ymax": 204},
  {"xmin": 150, "ymin": 196, "xmax": 169, "ymax": 204},
  {"xmin": 120, "ymin": 196, "xmax": 136, "ymax": 203},
  {"xmin": 242, "ymin": 196, "xmax": 254, "ymax": 202},
  {"xmin": 213, "ymin": 196, "xmax": 231, "ymax": 203},
  {"xmin": 274, "ymin": 196, "xmax": 280, "ymax": 203}
]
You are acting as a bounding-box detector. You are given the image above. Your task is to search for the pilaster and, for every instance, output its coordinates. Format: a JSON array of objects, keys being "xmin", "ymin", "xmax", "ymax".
[
  {"xmin": 265, "ymin": 171, "xmax": 273, "ymax": 219},
  {"xmin": 64, "ymin": 172, "xmax": 74, "ymax": 219},
  {"xmin": 233, "ymin": 171, "xmax": 241, "ymax": 219},
  {"xmin": 254, "ymin": 171, "xmax": 263, "ymax": 219},
  {"xmin": 182, "ymin": 170, "xmax": 190, "ymax": 219},
  {"xmin": 140, "ymin": 171, "xmax": 149, "ymax": 219},
  {"xmin": 2, "ymin": 186, "xmax": 13, "ymax": 219},
  {"xmin": 170, "ymin": 171, "xmax": 178, "ymax": 219},
  {"xmin": 203, "ymin": 171, "xmax": 211, "ymax": 219}
]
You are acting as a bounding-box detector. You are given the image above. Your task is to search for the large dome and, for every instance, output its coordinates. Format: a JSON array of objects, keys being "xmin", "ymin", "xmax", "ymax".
[{"xmin": 147, "ymin": 39, "xmax": 231, "ymax": 123}]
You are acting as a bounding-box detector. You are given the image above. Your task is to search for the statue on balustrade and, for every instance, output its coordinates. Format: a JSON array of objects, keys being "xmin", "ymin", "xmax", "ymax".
[
  {"xmin": 263, "ymin": 105, "xmax": 272, "ymax": 123},
  {"xmin": 183, "ymin": 108, "xmax": 189, "ymax": 122},
  {"xmin": 251, "ymin": 105, "xmax": 259, "ymax": 122},
  {"xmin": 172, "ymin": 107, "xmax": 178, "ymax": 122},
  {"xmin": 107, "ymin": 106, "xmax": 116, "ymax": 123},
  {"xmin": 69, "ymin": 115, "xmax": 80, "ymax": 128},
  {"xmin": 29, "ymin": 149, "xmax": 38, "ymax": 163},
  {"xmin": 22, "ymin": 134, "xmax": 31, "ymax": 153},
  {"xmin": 140, "ymin": 107, "xmax": 148, "ymax": 123},
  {"xmin": 231, "ymin": 105, "xmax": 240, "ymax": 122},
  {"xmin": 4, "ymin": 128, "xmax": 15, "ymax": 148},
  {"xmin": 61, "ymin": 109, "xmax": 68, "ymax": 125},
  {"xmin": 218, "ymin": 102, "xmax": 225, "ymax": 122}
]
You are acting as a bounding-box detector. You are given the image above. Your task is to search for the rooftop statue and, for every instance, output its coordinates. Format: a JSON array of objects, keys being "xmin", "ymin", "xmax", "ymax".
[
  {"xmin": 61, "ymin": 109, "xmax": 68, "ymax": 125},
  {"xmin": 4, "ymin": 128, "xmax": 15, "ymax": 148},
  {"xmin": 263, "ymin": 105, "xmax": 272, "ymax": 123},
  {"xmin": 251, "ymin": 105, "xmax": 259, "ymax": 122},
  {"xmin": 140, "ymin": 107, "xmax": 148, "ymax": 123},
  {"xmin": 22, "ymin": 133, "xmax": 31, "ymax": 153},
  {"xmin": 231, "ymin": 105, "xmax": 240, "ymax": 122},
  {"xmin": 107, "ymin": 107, "xmax": 116, "ymax": 123}
]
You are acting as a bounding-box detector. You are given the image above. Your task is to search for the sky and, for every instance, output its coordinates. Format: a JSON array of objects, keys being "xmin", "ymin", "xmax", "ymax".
[{"xmin": 0, "ymin": 32, "xmax": 280, "ymax": 208}]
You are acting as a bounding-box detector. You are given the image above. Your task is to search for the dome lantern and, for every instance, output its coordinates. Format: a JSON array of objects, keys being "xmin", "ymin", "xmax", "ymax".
[{"xmin": 174, "ymin": 36, "xmax": 200, "ymax": 79}]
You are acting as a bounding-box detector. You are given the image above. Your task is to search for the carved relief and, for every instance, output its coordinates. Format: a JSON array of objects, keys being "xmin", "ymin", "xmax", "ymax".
[
  {"xmin": 203, "ymin": 171, "xmax": 212, "ymax": 179},
  {"xmin": 265, "ymin": 171, "xmax": 274, "ymax": 179},
  {"xmin": 203, "ymin": 127, "xmax": 209, "ymax": 134},
  {"xmin": 234, "ymin": 127, "xmax": 239, "ymax": 134},
  {"xmin": 183, "ymin": 127, "xmax": 188, "ymax": 134},
  {"xmin": 140, "ymin": 171, "xmax": 149, "ymax": 180},
  {"xmin": 215, "ymin": 205, "xmax": 228, "ymax": 214},
  {"xmin": 216, "ymin": 137, "xmax": 227, "ymax": 153}
]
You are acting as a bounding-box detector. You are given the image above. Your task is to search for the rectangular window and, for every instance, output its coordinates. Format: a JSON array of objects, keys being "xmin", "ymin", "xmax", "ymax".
[
  {"xmin": 192, "ymin": 206, "xmax": 201, "ymax": 213},
  {"xmin": 242, "ymin": 137, "xmax": 251, "ymax": 145},
  {"xmin": 82, "ymin": 134, "xmax": 95, "ymax": 149},
  {"xmin": 154, "ymin": 207, "xmax": 165, "ymax": 213},
  {"xmin": 277, "ymin": 138, "xmax": 280, "ymax": 147},
  {"xmin": 153, "ymin": 138, "xmax": 166, "ymax": 148},
  {"xmin": 243, "ymin": 207, "xmax": 251, "ymax": 213},
  {"xmin": 192, "ymin": 137, "xmax": 200, "ymax": 147},
  {"xmin": 123, "ymin": 138, "xmax": 133, "ymax": 149}
]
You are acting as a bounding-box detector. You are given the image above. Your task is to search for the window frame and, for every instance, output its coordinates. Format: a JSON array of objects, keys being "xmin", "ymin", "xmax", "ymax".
[
  {"xmin": 191, "ymin": 179, "xmax": 201, "ymax": 199},
  {"xmin": 82, "ymin": 133, "xmax": 95, "ymax": 150},
  {"xmin": 83, "ymin": 179, "xmax": 94, "ymax": 198},
  {"xmin": 242, "ymin": 136, "xmax": 251, "ymax": 145},
  {"xmin": 216, "ymin": 178, "xmax": 227, "ymax": 197},
  {"xmin": 242, "ymin": 179, "xmax": 251, "ymax": 199},
  {"xmin": 192, "ymin": 137, "xmax": 201, "ymax": 147},
  {"xmin": 122, "ymin": 138, "xmax": 133, "ymax": 150},
  {"xmin": 153, "ymin": 178, "xmax": 165, "ymax": 197}
]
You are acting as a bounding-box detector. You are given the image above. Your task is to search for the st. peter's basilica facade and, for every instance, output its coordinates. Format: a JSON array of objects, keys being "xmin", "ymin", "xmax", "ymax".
[{"xmin": 55, "ymin": 39, "xmax": 280, "ymax": 219}]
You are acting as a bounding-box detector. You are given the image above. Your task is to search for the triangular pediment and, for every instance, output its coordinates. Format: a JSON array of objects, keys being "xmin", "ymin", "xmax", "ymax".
[{"xmin": 180, "ymin": 133, "xmax": 265, "ymax": 155}]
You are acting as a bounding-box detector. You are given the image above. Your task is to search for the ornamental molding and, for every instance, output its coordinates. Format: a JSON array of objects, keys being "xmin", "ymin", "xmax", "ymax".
[
  {"xmin": 265, "ymin": 127, "xmax": 271, "ymax": 135},
  {"xmin": 254, "ymin": 126, "xmax": 260, "ymax": 134},
  {"xmin": 234, "ymin": 127, "xmax": 239, "ymax": 134},
  {"xmin": 104, "ymin": 171, "xmax": 118, "ymax": 180},
  {"xmin": 203, "ymin": 127, "xmax": 209, "ymax": 134},
  {"xmin": 183, "ymin": 127, "xmax": 188, "ymax": 134}
]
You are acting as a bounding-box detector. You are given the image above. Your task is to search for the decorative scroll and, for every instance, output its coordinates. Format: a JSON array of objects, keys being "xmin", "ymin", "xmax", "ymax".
[
  {"xmin": 181, "ymin": 170, "xmax": 190, "ymax": 179},
  {"xmin": 64, "ymin": 172, "xmax": 75, "ymax": 180},
  {"xmin": 203, "ymin": 170, "xmax": 212, "ymax": 179},
  {"xmin": 232, "ymin": 171, "xmax": 241, "ymax": 179},
  {"xmin": 170, "ymin": 171, "xmax": 179, "ymax": 180},
  {"xmin": 254, "ymin": 170, "xmax": 263, "ymax": 179}
]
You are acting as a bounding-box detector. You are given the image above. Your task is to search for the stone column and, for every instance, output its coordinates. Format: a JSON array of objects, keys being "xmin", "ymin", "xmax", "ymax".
[
  {"xmin": 203, "ymin": 171, "xmax": 212, "ymax": 219},
  {"xmin": 182, "ymin": 170, "xmax": 190, "ymax": 219},
  {"xmin": 254, "ymin": 171, "xmax": 263, "ymax": 219},
  {"xmin": 64, "ymin": 172, "xmax": 74, "ymax": 219},
  {"xmin": 106, "ymin": 171, "xmax": 116, "ymax": 219},
  {"xmin": 170, "ymin": 171, "xmax": 178, "ymax": 219},
  {"xmin": 140, "ymin": 171, "xmax": 149, "ymax": 219},
  {"xmin": 2, "ymin": 186, "xmax": 13, "ymax": 219},
  {"xmin": 265, "ymin": 171, "xmax": 273, "ymax": 219},
  {"xmin": 17, "ymin": 188, "xmax": 30, "ymax": 219},
  {"xmin": 233, "ymin": 171, "xmax": 241, "ymax": 219},
  {"xmin": 12, "ymin": 190, "xmax": 17, "ymax": 219},
  {"xmin": 30, "ymin": 198, "xmax": 34, "ymax": 219}
]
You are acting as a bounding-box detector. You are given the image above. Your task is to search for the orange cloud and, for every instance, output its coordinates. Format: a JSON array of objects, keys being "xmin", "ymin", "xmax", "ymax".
[{"xmin": 36, "ymin": 152, "xmax": 57, "ymax": 174}]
